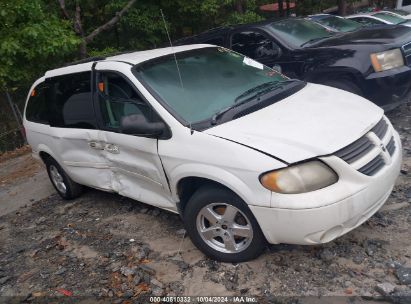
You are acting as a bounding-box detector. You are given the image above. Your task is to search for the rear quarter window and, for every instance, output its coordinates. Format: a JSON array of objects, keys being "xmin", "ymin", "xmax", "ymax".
[{"xmin": 25, "ymin": 82, "xmax": 49, "ymax": 124}]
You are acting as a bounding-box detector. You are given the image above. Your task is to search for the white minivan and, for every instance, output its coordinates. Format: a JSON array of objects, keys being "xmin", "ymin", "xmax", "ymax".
[{"xmin": 24, "ymin": 45, "xmax": 402, "ymax": 262}]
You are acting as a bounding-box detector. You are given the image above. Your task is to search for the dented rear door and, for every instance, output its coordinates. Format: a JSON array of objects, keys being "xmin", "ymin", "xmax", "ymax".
[{"xmin": 45, "ymin": 71, "xmax": 112, "ymax": 190}]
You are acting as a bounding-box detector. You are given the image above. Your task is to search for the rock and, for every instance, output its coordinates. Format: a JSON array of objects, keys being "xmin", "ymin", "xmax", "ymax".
[
  {"xmin": 139, "ymin": 264, "xmax": 156, "ymax": 276},
  {"xmin": 375, "ymin": 282, "xmax": 396, "ymax": 295},
  {"xmin": 140, "ymin": 208, "xmax": 148, "ymax": 214},
  {"xmin": 120, "ymin": 266, "xmax": 136, "ymax": 277},
  {"xmin": 55, "ymin": 267, "xmax": 67, "ymax": 275},
  {"xmin": 353, "ymin": 254, "xmax": 364, "ymax": 265},
  {"xmin": 151, "ymin": 278, "xmax": 163, "ymax": 288},
  {"xmin": 405, "ymin": 188, "xmax": 411, "ymax": 200},
  {"xmin": 35, "ymin": 216, "xmax": 46, "ymax": 225},
  {"xmin": 319, "ymin": 249, "xmax": 335, "ymax": 262},
  {"xmin": 395, "ymin": 266, "xmax": 411, "ymax": 285},
  {"xmin": 152, "ymin": 209, "xmax": 160, "ymax": 216},
  {"xmin": 176, "ymin": 229, "xmax": 186, "ymax": 236},
  {"xmin": 363, "ymin": 240, "xmax": 378, "ymax": 257},
  {"xmin": 151, "ymin": 286, "xmax": 163, "ymax": 296},
  {"xmin": 0, "ymin": 276, "xmax": 10, "ymax": 285},
  {"xmin": 133, "ymin": 274, "xmax": 141, "ymax": 285},
  {"xmin": 123, "ymin": 291, "xmax": 133, "ymax": 298}
]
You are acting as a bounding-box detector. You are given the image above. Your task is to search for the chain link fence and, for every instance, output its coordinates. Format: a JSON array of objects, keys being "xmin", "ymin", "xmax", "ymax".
[{"xmin": 0, "ymin": 89, "xmax": 27, "ymax": 153}]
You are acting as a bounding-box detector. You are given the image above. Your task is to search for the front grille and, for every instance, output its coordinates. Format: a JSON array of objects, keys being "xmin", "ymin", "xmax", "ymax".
[
  {"xmin": 334, "ymin": 116, "xmax": 396, "ymax": 177},
  {"xmin": 335, "ymin": 136, "xmax": 374, "ymax": 164},
  {"xmin": 358, "ymin": 155, "xmax": 385, "ymax": 176},
  {"xmin": 371, "ymin": 118, "xmax": 388, "ymax": 139},
  {"xmin": 402, "ymin": 42, "xmax": 411, "ymax": 66}
]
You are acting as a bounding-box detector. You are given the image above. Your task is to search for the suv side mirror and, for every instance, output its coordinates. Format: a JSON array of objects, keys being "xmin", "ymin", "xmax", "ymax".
[{"xmin": 120, "ymin": 114, "xmax": 166, "ymax": 138}]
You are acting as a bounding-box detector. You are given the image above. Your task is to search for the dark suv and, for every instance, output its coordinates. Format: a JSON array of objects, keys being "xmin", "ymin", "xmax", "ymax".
[{"xmin": 175, "ymin": 18, "xmax": 411, "ymax": 110}]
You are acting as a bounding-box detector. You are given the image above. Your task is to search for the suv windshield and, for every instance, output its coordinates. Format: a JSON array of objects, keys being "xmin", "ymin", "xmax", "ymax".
[
  {"xmin": 383, "ymin": 9, "xmax": 409, "ymax": 16},
  {"xmin": 269, "ymin": 19, "xmax": 333, "ymax": 47},
  {"xmin": 372, "ymin": 12, "xmax": 407, "ymax": 24},
  {"xmin": 134, "ymin": 47, "xmax": 291, "ymax": 125},
  {"xmin": 316, "ymin": 16, "xmax": 362, "ymax": 32}
]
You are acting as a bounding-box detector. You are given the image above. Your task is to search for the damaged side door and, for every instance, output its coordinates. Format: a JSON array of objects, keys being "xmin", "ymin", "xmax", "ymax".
[{"xmin": 93, "ymin": 63, "xmax": 174, "ymax": 210}]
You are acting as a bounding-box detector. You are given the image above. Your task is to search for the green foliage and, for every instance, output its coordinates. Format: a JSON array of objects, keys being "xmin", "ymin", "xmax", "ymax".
[{"xmin": 0, "ymin": 0, "xmax": 79, "ymax": 88}]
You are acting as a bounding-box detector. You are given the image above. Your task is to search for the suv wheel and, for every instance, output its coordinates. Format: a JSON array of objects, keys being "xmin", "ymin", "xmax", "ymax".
[
  {"xmin": 45, "ymin": 157, "xmax": 83, "ymax": 200},
  {"xmin": 183, "ymin": 185, "xmax": 266, "ymax": 262}
]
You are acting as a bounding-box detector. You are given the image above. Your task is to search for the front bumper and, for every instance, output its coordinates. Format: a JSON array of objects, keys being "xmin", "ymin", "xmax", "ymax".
[
  {"xmin": 363, "ymin": 66, "xmax": 411, "ymax": 111},
  {"xmin": 250, "ymin": 131, "xmax": 402, "ymax": 245}
]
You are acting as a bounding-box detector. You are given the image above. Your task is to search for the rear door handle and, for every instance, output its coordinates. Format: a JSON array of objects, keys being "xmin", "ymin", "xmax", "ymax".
[{"xmin": 89, "ymin": 141, "xmax": 104, "ymax": 150}]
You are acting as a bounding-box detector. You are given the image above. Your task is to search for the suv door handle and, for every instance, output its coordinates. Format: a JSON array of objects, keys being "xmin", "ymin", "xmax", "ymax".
[
  {"xmin": 89, "ymin": 141, "xmax": 104, "ymax": 150},
  {"xmin": 105, "ymin": 143, "xmax": 120, "ymax": 154}
]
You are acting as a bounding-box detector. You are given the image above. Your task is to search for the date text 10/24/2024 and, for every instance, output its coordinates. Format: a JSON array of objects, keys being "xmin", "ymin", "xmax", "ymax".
[{"xmin": 149, "ymin": 296, "xmax": 258, "ymax": 303}]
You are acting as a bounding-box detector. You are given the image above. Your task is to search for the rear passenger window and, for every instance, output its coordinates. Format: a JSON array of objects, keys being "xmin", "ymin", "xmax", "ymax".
[
  {"xmin": 26, "ymin": 83, "xmax": 49, "ymax": 124},
  {"xmin": 48, "ymin": 72, "xmax": 97, "ymax": 129}
]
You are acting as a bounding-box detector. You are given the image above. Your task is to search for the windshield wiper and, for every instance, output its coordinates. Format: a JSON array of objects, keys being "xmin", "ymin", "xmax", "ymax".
[
  {"xmin": 300, "ymin": 36, "xmax": 331, "ymax": 47},
  {"xmin": 211, "ymin": 79, "xmax": 298, "ymax": 125},
  {"xmin": 234, "ymin": 81, "xmax": 280, "ymax": 103}
]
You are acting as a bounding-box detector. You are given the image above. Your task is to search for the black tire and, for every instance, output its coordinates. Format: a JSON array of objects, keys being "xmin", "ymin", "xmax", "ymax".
[
  {"xmin": 44, "ymin": 157, "xmax": 83, "ymax": 200},
  {"xmin": 322, "ymin": 79, "xmax": 363, "ymax": 96},
  {"xmin": 183, "ymin": 185, "xmax": 266, "ymax": 262}
]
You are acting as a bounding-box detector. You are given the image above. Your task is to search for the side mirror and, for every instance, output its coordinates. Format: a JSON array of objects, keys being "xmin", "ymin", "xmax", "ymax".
[{"xmin": 120, "ymin": 114, "xmax": 166, "ymax": 138}]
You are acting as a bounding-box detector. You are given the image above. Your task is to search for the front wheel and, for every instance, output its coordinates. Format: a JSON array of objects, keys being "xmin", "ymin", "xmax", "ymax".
[{"xmin": 183, "ymin": 185, "xmax": 266, "ymax": 262}]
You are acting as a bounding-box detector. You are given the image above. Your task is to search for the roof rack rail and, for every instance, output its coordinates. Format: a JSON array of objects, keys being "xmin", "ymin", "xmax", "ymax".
[{"xmin": 64, "ymin": 56, "xmax": 106, "ymax": 67}]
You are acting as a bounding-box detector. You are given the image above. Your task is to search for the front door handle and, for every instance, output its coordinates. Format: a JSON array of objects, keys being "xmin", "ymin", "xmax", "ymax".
[{"xmin": 105, "ymin": 144, "xmax": 120, "ymax": 154}]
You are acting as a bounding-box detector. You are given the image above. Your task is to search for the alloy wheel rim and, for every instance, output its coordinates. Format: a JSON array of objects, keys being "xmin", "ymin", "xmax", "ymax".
[
  {"xmin": 196, "ymin": 203, "xmax": 253, "ymax": 254},
  {"xmin": 50, "ymin": 165, "xmax": 67, "ymax": 194}
]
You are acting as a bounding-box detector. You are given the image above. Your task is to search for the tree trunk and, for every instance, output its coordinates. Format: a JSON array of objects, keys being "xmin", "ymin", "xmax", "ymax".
[
  {"xmin": 338, "ymin": 0, "xmax": 347, "ymax": 16},
  {"xmin": 278, "ymin": 0, "xmax": 284, "ymax": 17},
  {"xmin": 235, "ymin": 0, "xmax": 244, "ymax": 14},
  {"xmin": 79, "ymin": 40, "xmax": 87, "ymax": 59}
]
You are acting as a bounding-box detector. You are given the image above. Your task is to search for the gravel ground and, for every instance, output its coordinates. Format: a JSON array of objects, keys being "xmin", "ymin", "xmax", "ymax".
[{"xmin": 0, "ymin": 103, "xmax": 410, "ymax": 303}]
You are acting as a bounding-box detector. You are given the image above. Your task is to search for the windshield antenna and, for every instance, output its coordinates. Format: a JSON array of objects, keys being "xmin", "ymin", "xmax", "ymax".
[{"xmin": 160, "ymin": 9, "xmax": 193, "ymax": 135}]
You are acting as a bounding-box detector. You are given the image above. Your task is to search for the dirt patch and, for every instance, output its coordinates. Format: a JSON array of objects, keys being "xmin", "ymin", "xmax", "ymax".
[
  {"xmin": 0, "ymin": 145, "xmax": 31, "ymax": 164},
  {"xmin": 0, "ymin": 154, "xmax": 41, "ymax": 187}
]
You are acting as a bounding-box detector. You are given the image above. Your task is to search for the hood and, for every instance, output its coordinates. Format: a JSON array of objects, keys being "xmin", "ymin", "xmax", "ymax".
[
  {"xmin": 315, "ymin": 25, "xmax": 411, "ymax": 47},
  {"xmin": 205, "ymin": 83, "xmax": 383, "ymax": 164}
]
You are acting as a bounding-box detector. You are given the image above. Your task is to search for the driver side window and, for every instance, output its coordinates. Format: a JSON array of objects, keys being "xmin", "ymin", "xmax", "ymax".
[
  {"xmin": 231, "ymin": 31, "xmax": 280, "ymax": 60},
  {"xmin": 97, "ymin": 72, "xmax": 159, "ymax": 130}
]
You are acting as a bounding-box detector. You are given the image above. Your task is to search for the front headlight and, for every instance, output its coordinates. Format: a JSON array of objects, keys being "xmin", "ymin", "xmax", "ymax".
[
  {"xmin": 260, "ymin": 161, "xmax": 338, "ymax": 194},
  {"xmin": 370, "ymin": 48, "xmax": 404, "ymax": 72}
]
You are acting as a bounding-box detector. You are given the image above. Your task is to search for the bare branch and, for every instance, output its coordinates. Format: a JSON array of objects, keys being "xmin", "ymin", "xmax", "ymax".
[
  {"xmin": 57, "ymin": 0, "xmax": 70, "ymax": 20},
  {"xmin": 74, "ymin": 1, "xmax": 84, "ymax": 36},
  {"xmin": 84, "ymin": 0, "xmax": 136, "ymax": 43}
]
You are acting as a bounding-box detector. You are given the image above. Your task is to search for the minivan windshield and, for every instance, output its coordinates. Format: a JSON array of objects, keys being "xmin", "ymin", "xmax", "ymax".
[
  {"xmin": 372, "ymin": 12, "xmax": 408, "ymax": 24},
  {"xmin": 315, "ymin": 16, "xmax": 362, "ymax": 32},
  {"xmin": 269, "ymin": 19, "xmax": 333, "ymax": 47},
  {"xmin": 134, "ymin": 47, "xmax": 292, "ymax": 125}
]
